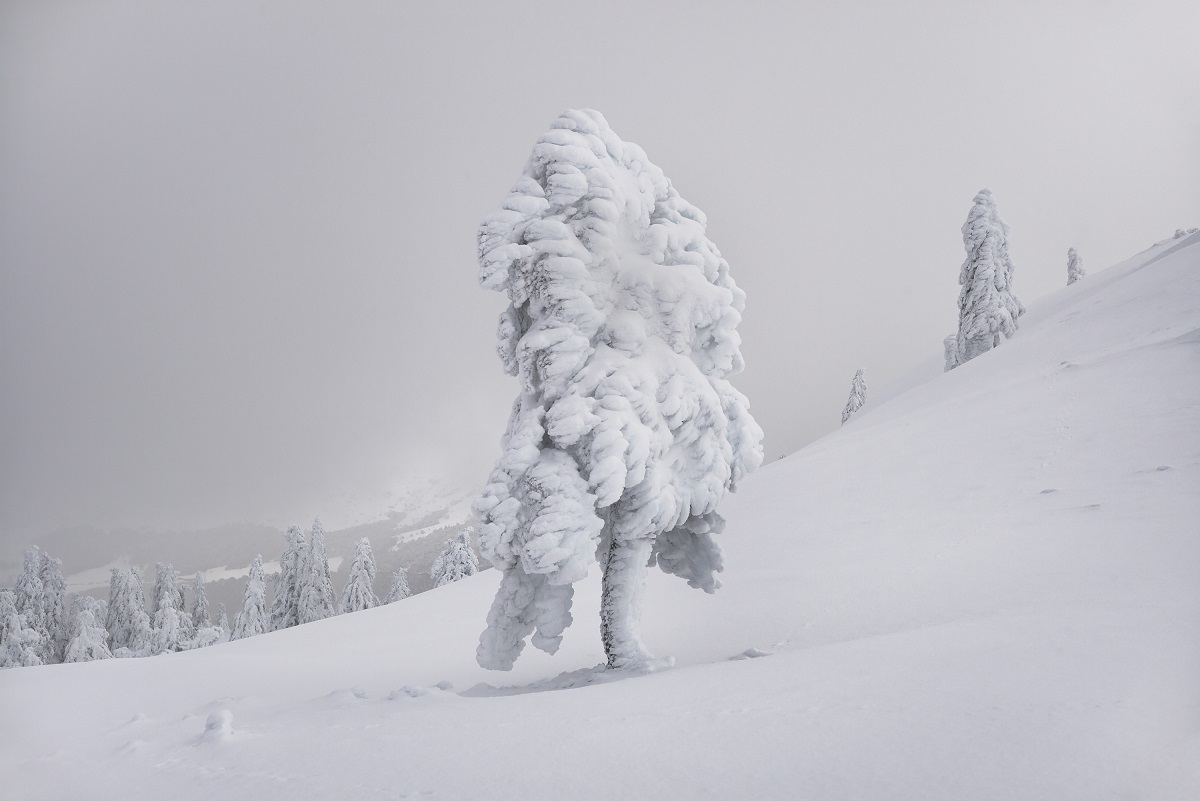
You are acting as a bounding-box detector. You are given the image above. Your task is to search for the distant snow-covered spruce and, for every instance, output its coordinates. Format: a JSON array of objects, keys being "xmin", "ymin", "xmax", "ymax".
[
  {"xmin": 383, "ymin": 567, "xmax": 410, "ymax": 604},
  {"xmin": 269, "ymin": 524, "xmax": 306, "ymax": 631},
  {"xmin": 64, "ymin": 595, "xmax": 112, "ymax": 663},
  {"xmin": 231, "ymin": 555, "xmax": 268, "ymax": 640},
  {"xmin": 944, "ymin": 188, "xmax": 1025, "ymax": 371},
  {"xmin": 338, "ymin": 537, "xmax": 378, "ymax": 614},
  {"xmin": 39, "ymin": 551, "xmax": 67, "ymax": 663},
  {"xmin": 190, "ymin": 572, "xmax": 211, "ymax": 630},
  {"xmin": 0, "ymin": 588, "xmax": 43, "ymax": 668},
  {"xmin": 149, "ymin": 562, "xmax": 190, "ymax": 654},
  {"xmin": 107, "ymin": 566, "xmax": 151, "ymax": 657},
  {"xmin": 474, "ymin": 109, "xmax": 763, "ymax": 671},
  {"xmin": 1067, "ymin": 247, "xmax": 1085, "ymax": 285},
  {"xmin": 430, "ymin": 529, "xmax": 479, "ymax": 588},
  {"xmin": 297, "ymin": 518, "xmax": 336, "ymax": 624},
  {"xmin": 841, "ymin": 368, "xmax": 867, "ymax": 425}
]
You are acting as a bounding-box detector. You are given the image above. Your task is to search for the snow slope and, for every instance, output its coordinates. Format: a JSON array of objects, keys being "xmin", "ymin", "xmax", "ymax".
[{"xmin": 2, "ymin": 235, "xmax": 1198, "ymax": 800}]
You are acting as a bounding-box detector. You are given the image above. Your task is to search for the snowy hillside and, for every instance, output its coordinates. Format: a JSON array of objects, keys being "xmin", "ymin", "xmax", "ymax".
[{"xmin": 2, "ymin": 235, "xmax": 1198, "ymax": 799}]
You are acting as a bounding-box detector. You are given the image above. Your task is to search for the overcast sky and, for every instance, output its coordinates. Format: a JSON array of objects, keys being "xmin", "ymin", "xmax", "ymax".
[{"xmin": 2, "ymin": 0, "xmax": 1197, "ymax": 546}]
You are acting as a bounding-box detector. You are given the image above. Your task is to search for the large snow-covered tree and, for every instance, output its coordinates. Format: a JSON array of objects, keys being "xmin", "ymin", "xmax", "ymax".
[
  {"xmin": 945, "ymin": 188, "xmax": 1025, "ymax": 370},
  {"xmin": 338, "ymin": 538, "xmax": 378, "ymax": 613},
  {"xmin": 840, "ymin": 368, "xmax": 867, "ymax": 425},
  {"xmin": 383, "ymin": 567, "xmax": 410, "ymax": 604},
  {"xmin": 269, "ymin": 524, "xmax": 305, "ymax": 631},
  {"xmin": 1067, "ymin": 247, "xmax": 1085, "ymax": 285},
  {"xmin": 297, "ymin": 519, "xmax": 336, "ymax": 624},
  {"xmin": 64, "ymin": 595, "xmax": 112, "ymax": 663},
  {"xmin": 473, "ymin": 109, "xmax": 764, "ymax": 670},
  {"xmin": 0, "ymin": 589, "xmax": 43, "ymax": 669},
  {"xmin": 431, "ymin": 529, "xmax": 479, "ymax": 588},
  {"xmin": 231, "ymin": 555, "xmax": 268, "ymax": 640},
  {"xmin": 107, "ymin": 567, "xmax": 152, "ymax": 656}
]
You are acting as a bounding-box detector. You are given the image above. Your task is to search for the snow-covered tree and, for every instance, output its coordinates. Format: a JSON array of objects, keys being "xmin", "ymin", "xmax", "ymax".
[
  {"xmin": 296, "ymin": 518, "xmax": 335, "ymax": 624},
  {"xmin": 1067, "ymin": 247, "xmax": 1085, "ymax": 285},
  {"xmin": 338, "ymin": 538, "xmax": 378, "ymax": 614},
  {"xmin": 945, "ymin": 188, "xmax": 1025, "ymax": 370},
  {"xmin": 149, "ymin": 563, "xmax": 187, "ymax": 654},
  {"xmin": 431, "ymin": 529, "xmax": 479, "ymax": 588},
  {"xmin": 840, "ymin": 368, "xmax": 867, "ymax": 425},
  {"xmin": 107, "ymin": 567, "xmax": 152, "ymax": 655},
  {"xmin": 231, "ymin": 555, "xmax": 268, "ymax": 640},
  {"xmin": 38, "ymin": 551, "xmax": 68, "ymax": 663},
  {"xmin": 216, "ymin": 602, "xmax": 230, "ymax": 634},
  {"xmin": 269, "ymin": 524, "xmax": 305, "ymax": 631},
  {"xmin": 473, "ymin": 110, "xmax": 764, "ymax": 671},
  {"xmin": 383, "ymin": 568, "xmax": 410, "ymax": 604},
  {"xmin": 190, "ymin": 571, "xmax": 211, "ymax": 629},
  {"xmin": 64, "ymin": 596, "xmax": 112, "ymax": 663},
  {"xmin": 1, "ymin": 589, "xmax": 43, "ymax": 669}
]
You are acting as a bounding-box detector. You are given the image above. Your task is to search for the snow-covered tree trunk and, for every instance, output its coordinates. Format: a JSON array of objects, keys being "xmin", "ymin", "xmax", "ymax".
[
  {"xmin": 338, "ymin": 537, "xmax": 378, "ymax": 614},
  {"xmin": 473, "ymin": 110, "xmax": 763, "ymax": 671},
  {"xmin": 945, "ymin": 188, "xmax": 1025, "ymax": 370},
  {"xmin": 1067, "ymin": 247, "xmax": 1085, "ymax": 285},
  {"xmin": 840, "ymin": 368, "xmax": 867, "ymax": 425},
  {"xmin": 297, "ymin": 519, "xmax": 335, "ymax": 624},
  {"xmin": 383, "ymin": 568, "xmax": 410, "ymax": 604},
  {"xmin": 269, "ymin": 525, "xmax": 305, "ymax": 631},
  {"xmin": 231, "ymin": 555, "xmax": 268, "ymax": 640}
]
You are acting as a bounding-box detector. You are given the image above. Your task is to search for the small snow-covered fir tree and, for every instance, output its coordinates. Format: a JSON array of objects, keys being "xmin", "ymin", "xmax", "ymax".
[
  {"xmin": 474, "ymin": 110, "xmax": 763, "ymax": 670},
  {"xmin": 64, "ymin": 596, "xmax": 112, "ymax": 663},
  {"xmin": 1066, "ymin": 247, "xmax": 1085, "ymax": 285},
  {"xmin": 107, "ymin": 567, "xmax": 152, "ymax": 655},
  {"xmin": 231, "ymin": 555, "xmax": 268, "ymax": 640},
  {"xmin": 431, "ymin": 529, "xmax": 479, "ymax": 588},
  {"xmin": 149, "ymin": 563, "xmax": 187, "ymax": 654},
  {"xmin": 39, "ymin": 551, "xmax": 67, "ymax": 663},
  {"xmin": 945, "ymin": 188, "xmax": 1025, "ymax": 370},
  {"xmin": 1, "ymin": 589, "xmax": 43, "ymax": 668},
  {"xmin": 338, "ymin": 538, "xmax": 378, "ymax": 614},
  {"xmin": 268, "ymin": 524, "xmax": 306, "ymax": 631},
  {"xmin": 216, "ymin": 602, "xmax": 230, "ymax": 634},
  {"xmin": 383, "ymin": 568, "xmax": 410, "ymax": 604},
  {"xmin": 190, "ymin": 572, "xmax": 211, "ymax": 629},
  {"xmin": 840, "ymin": 368, "xmax": 867, "ymax": 425},
  {"xmin": 296, "ymin": 518, "xmax": 335, "ymax": 624}
]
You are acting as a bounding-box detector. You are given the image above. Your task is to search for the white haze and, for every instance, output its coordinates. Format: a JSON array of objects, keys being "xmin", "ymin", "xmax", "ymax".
[{"xmin": 1, "ymin": 0, "xmax": 1198, "ymax": 545}]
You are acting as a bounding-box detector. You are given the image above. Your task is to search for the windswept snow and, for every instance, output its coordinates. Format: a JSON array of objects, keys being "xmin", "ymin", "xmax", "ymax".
[{"xmin": 1, "ymin": 235, "xmax": 1198, "ymax": 799}]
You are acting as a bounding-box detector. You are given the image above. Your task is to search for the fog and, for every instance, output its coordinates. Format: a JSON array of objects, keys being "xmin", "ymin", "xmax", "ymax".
[{"xmin": 2, "ymin": 0, "xmax": 1197, "ymax": 547}]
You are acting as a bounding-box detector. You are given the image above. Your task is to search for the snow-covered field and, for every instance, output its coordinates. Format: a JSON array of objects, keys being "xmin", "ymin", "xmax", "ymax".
[{"xmin": 2, "ymin": 235, "xmax": 1198, "ymax": 799}]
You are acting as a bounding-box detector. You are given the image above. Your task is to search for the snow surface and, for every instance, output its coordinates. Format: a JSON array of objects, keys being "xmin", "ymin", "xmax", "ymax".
[{"xmin": 2, "ymin": 235, "xmax": 1198, "ymax": 799}]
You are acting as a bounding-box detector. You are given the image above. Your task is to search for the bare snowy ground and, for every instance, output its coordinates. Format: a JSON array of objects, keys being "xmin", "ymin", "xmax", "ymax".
[{"xmin": 2, "ymin": 235, "xmax": 1198, "ymax": 800}]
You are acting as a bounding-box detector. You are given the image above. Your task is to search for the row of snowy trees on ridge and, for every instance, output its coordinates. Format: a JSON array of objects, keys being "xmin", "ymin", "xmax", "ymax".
[{"xmin": 1, "ymin": 522, "xmax": 481, "ymax": 669}]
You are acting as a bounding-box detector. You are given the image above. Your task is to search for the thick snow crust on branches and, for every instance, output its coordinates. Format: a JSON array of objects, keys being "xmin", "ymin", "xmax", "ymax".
[
  {"xmin": 339, "ymin": 538, "xmax": 379, "ymax": 613},
  {"xmin": 946, "ymin": 188, "xmax": 1025, "ymax": 370},
  {"xmin": 474, "ymin": 109, "xmax": 763, "ymax": 670}
]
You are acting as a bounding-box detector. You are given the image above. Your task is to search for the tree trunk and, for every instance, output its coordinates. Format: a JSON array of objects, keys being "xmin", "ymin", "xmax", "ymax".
[{"xmin": 600, "ymin": 535, "xmax": 653, "ymax": 669}]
